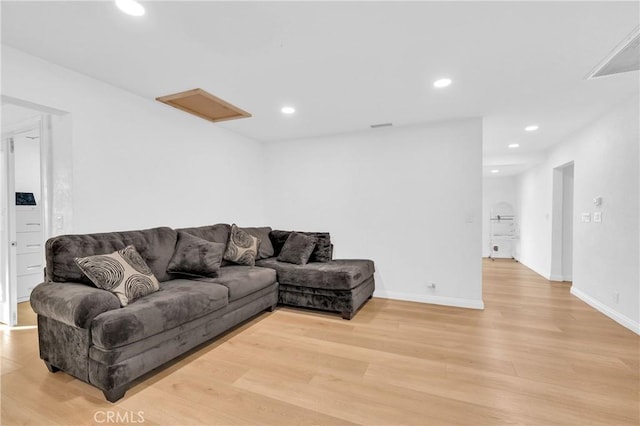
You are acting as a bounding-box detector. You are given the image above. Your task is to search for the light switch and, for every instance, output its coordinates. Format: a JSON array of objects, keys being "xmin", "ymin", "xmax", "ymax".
[
  {"xmin": 593, "ymin": 212, "xmax": 602, "ymax": 223},
  {"xmin": 581, "ymin": 213, "xmax": 591, "ymax": 223},
  {"xmin": 55, "ymin": 215, "xmax": 64, "ymax": 230}
]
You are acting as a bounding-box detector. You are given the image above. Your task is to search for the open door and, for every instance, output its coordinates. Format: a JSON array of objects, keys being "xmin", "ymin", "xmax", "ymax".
[{"xmin": 0, "ymin": 135, "xmax": 18, "ymax": 326}]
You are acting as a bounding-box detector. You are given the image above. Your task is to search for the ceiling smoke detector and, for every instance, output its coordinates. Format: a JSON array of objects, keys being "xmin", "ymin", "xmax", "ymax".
[{"xmin": 587, "ymin": 26, "xmax": 640, "ymax": 79}]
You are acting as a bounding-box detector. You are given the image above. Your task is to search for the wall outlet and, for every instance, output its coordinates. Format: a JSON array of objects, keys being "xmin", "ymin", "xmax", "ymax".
[
  {"xmin": 425, "ymin": 282, "xmax": 436, "ymax": 291},
  {"xmin": 614, "ymin": 291, "xmax": 619, "ymax": 304}
]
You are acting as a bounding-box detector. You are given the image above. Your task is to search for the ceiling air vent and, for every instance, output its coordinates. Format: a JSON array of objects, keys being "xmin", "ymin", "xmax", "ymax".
[
  {"xmin": 156, "ymin": 88, "xmax": 251, "ymax": 123},
  {"xmin": 370, "ymin": 122, "xmax": 393, "ymax": 129},
  {"xmin": 587, "ymin": 26, "xmax": 640, "ymax": 79}
]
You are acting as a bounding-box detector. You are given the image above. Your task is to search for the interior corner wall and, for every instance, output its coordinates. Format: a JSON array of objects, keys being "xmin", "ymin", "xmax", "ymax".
[
  {"xmin": 1, "ymin": 46, "xmax": 266, "ymax": 234},
  {"xmin": 482, "ymin": 176, "xmax": 517, "ymax": 257},
  {"xmin": 516, "ymin": 94, "xmax": 639, "ymax": 333},
  {"xmin": 263, "ymin": 119, "xmax": 484, "ymax": 309}
]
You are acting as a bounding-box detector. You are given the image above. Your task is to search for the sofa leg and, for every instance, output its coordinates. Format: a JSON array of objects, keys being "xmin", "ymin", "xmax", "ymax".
[
  {"xmin": 44, "ymin": 361, "xmax": 60, "ymax": 373},
  {"xmin": 103, "ymin": 386, "xmax": 127, "ymax": 403},
  {"xmin": 267, "ymin": 304, "xmax": 277, "ymax": 312},
  {"xmin": 341, "ymin": 310, "xmax": 354, "ymax": 320}
]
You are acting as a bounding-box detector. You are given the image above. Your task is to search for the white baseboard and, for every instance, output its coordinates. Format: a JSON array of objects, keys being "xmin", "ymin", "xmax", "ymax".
[
  {"xmin": 374, "ymin": 290, "xmax": 484, "ymax": 310},
  {"xmin": 570, "ymin": 287, "xmax": 639, "ymax": 335},
  {"xmin": 549, "ymin": 274, "xmax": 564, "ymax": 282}
]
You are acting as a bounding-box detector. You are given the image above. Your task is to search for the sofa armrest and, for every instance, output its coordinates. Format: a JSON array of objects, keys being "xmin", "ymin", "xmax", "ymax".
[{"xmin": 30, "ymin": 282, "xmax": 120, "ymax": 329}]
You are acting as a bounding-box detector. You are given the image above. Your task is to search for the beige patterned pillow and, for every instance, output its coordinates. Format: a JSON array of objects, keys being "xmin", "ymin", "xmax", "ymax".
[
  {"xmin": 223, "ymin": 224, "xmax": 259, "ymax": 266},
  {"xmin": 75, "ymin": 245, "xmax": 160, "ymax": 307}
]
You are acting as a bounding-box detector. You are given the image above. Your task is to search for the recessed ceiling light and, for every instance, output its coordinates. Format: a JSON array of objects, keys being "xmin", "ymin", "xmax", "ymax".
[
  {"xmin": 281, "ymin": 106, "xmax": 295, "ymax": 114},
  {"xmin": 491, "ymin": 169, "xmax": 500, "ymax": 174},
  {"xmin": 433, "ymin": 78, "xmax": 452, "ymax": 88},
  {"xmin": 115, "ymin": 0, "xmax": 145, "ymax": 16},
  {"xmin": 508, "ymin": 143, "xmax": 520, "ymax": 148},
  {"xmin": 524, "ymin": 125, "xmax": 539, "ymax": 132}
]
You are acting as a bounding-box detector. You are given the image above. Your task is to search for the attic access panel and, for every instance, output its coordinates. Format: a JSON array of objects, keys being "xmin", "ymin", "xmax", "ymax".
[{"xmin": 156, "ymin": 88, "xmax": 251, "ymax": 123}]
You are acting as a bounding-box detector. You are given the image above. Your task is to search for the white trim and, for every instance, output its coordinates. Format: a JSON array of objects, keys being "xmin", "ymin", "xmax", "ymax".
[
  {"xmin": 549, "ymin": 274, "xmax": 564, "ymax": 282},
  {"xmin": 570, "ymin": 287, "xmax": 640, "ymax": 335},
  {"xmin": 374, "ymin": 290, "xmax": 484, "ymax": 310}
]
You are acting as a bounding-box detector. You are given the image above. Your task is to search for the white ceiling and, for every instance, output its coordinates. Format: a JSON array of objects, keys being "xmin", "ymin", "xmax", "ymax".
[{"xmin": 2, "ymin": 1, "xmax": 638, "ymax": 177}]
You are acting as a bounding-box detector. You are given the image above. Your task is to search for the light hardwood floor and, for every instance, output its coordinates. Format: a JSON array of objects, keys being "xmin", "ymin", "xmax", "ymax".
[{"xmin": 1, "ymin": 259, "xmax": 638, "ymax": 425}]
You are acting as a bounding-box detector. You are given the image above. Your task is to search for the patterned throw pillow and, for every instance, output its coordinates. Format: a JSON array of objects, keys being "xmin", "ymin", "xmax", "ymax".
[
  {"xmin": 75, "ymin": 245, "xmax": 160, "ymax": 307},
  {"xmin": 167, "ymin": 231, "xmax": 225, "ymax": 278},
  {"xmin": 223, "ymin": 224, "xmax": 259, "ymax": 266},
  {"xmin": 277, "ymin": 232, "xmax": 317, "ymax": 265}
]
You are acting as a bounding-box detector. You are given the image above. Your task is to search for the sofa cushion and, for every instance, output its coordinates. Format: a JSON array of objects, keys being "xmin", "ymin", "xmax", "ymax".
[
  {"xmin": 91, "ymin": 279, "xmax": 228, "ymax": 349},
  {"xmin": 75, "ymin": 245, "xmax": 160, "ymax": 307},
  {"xmin": 46, "ymin": 227, "xmax": 177, "ymax": 284},
  {"xmin": 277, "ymin": 232, "xmax": 316, "ymax": 265},
  {"xmin": 270, "ymin": 230, "xmax": 332, "ymax": 263},
  {"xmin": 224, "ymin": 224, "xmax": 258, "ymax": 266},
  {"xmin": 176, "ymin": 223, "xmax": 230, "ymax": 245},
  {"xmin": 255, "ymin": 258, "xmax": 375, "ymax": 290},
  {"xmin": 213, "ymin": 265, "xmax": 277, "ymax": 302},
  {"xmin": 242, "ymin": 226, "xmax": 274, "ymax": 259},
  {"xmin": 167, "ymin": 231, "xmax": 225, "ymax": 278}
]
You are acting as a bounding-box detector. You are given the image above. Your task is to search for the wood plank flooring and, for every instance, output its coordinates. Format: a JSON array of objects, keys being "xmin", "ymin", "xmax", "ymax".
[{"xmin": 1, "ymin": 259, "xmax": 638, "ymax": 425}]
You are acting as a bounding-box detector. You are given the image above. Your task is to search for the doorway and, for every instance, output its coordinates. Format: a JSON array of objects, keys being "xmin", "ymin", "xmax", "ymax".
[
  {"xmin": 1, "ymin": 111, "xmax": 45, "ymax": 326},
  {"xmin": 1, "ymin": 98, "xmax": 73, "ymax": 326},
  {"xmin": 550, "ymin": 162, "xmax": 574, "ymax": 282}
]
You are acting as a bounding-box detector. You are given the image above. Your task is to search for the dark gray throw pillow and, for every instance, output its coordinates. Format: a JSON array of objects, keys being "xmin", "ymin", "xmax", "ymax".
[
  {"xmin": 167, "ymin": 231, "xmax": 225, "ymax": 278},
  {"xmin": 270, "ymin": 230, "xmax": 332, "ymax": 262},
  {"xmin": 277, "ymin": 232, "xmax": 317, "ymax": 265}
]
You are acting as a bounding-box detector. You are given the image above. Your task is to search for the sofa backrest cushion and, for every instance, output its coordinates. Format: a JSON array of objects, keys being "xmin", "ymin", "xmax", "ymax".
[
  {"xmin": 175, "ymin": 223, "xmax": 231, "ymax": 245},
  {"xmin": 46, "ymin": 227, "xmax": 178, "ymax": 284}
]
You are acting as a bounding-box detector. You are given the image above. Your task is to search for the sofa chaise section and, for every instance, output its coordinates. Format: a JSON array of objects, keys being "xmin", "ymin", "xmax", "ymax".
[{"xmin": 255, "ymin": 258, "xmax": 375, "ymax": 319}]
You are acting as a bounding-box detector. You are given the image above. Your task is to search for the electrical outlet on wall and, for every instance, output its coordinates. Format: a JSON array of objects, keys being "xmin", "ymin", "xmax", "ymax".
[
  {"xmin": 425, "ymin": 282, "xmax": 436, "ymax": 292},
  {"xmin": 614, "ymin": 291, "xmax": 620, "ymax": 304}
]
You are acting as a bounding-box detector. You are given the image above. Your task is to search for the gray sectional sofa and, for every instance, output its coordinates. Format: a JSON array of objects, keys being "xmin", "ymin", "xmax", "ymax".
[{"xmin": 29, "ymin": 223, "xmax": 375, "ymax": 402}]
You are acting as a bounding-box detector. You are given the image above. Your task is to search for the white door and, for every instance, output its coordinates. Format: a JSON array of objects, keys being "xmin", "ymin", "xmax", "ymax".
[{"xmin": 0, "ymin": 136, "xmax": 18, "ymax": 326}]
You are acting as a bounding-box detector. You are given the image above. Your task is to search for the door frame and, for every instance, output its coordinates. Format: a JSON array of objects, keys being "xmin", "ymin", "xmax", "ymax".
[
  {"xmin": 1, "ymin": 97, "xmax": 73, "ymax": 326},
  {"xmin": 1, "ymin": 118, "xmax": 48, "ymax": 326},
  {"xmin": 550, "ymin": 161, "xmax": 574, "ymax": 282}
]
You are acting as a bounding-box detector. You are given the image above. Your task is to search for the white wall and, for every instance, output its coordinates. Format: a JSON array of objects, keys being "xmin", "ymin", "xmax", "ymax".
[
  {"xmin": 516, "ymin": 95, "xmax": 639, "ymax": 333},
  {"xmin": 482, "ymin": 176, "xmax": 517, "ymax": 257},
  {"xmin": 1, "ymin": 46, "xmax": 266, "ymax": 234},
  {"xmin": 264, "ymin": 119, "xmax": 484, "ymax": 309}
]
